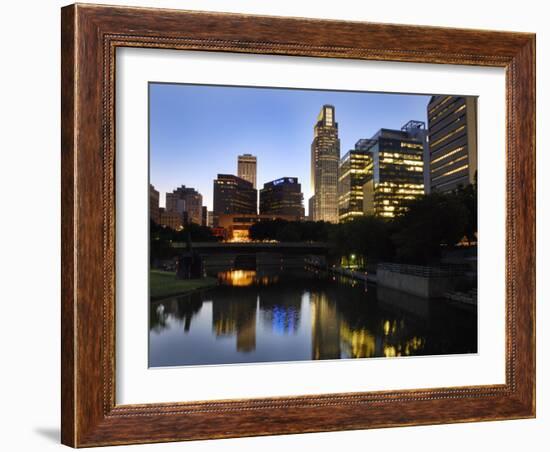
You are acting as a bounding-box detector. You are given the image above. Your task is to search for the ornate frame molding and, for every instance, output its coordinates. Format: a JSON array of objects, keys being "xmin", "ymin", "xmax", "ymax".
[{"xmin": 61, "ymin": 4, "xmax": 535, "ymax": 447}]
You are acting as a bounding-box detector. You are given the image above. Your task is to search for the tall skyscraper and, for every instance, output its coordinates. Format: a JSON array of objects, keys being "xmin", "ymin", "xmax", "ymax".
[
  {"xmin": 213, "ymin": 174, "xmax": 257, "ymax": 226},
  {"xmin": 260, "ymin": 177, "xmax": 304, "ymax": 218},
  {"xmin": 311, "ymin": 105, "xmax": 340, "ymax": 223},
  {"xmin": 338, "ymin": 140, "xmax": 375, "ymax": 222},
  {"xmin": 165, "ymin": 185, "xmax": 203, "ymax": 225},
  {"xmin": 361, "ymin": 121, "xmax": 426, "ymax": 219},
  {"xmin": 428, "ymin": 96, "xmax": 477, "ymax": 192},
  {"xmin": 237, "ymin": 154, "xmax": 257, "ymax": 188}
]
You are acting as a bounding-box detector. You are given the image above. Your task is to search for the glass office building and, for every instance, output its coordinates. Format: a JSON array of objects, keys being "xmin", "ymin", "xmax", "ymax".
[
  {"xmin": 260, "ymin": 177, "xmax": 304, "ymax": 218},
  {"xmin": 428, "ymin": 96, "xmax": 477, "ymax": 192},
  {"xmin": 310, "ymin": 105, "xmax": 340, "ymax": 223},
  {"xmin": 361, "ymin": 122, "xmax": 426, "ymax": 219},
  {"xmin": 338, "ymin": 140, "xmax": 375, "ymax": 222}
]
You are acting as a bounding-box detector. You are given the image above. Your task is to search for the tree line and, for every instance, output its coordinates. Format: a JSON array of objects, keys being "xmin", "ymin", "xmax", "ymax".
[{"xmin": 250, "ymin": 184, "xmax": 477, "ymax": 265}]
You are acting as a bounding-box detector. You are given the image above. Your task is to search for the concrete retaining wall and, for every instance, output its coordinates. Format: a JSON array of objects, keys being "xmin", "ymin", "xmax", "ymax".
[{"xmin": 377, "ymin": 269, "xmax": 459, "ymax": 298}]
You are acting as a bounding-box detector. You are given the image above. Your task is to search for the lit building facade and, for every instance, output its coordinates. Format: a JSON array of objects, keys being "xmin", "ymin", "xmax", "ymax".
[
  {"xmin": 213, "ymin": 174, "xmax": 257, "ymax": 227},
  {"xmin": 428, "ymin": 96, "xmax": 477, "ymax": 192},
  {"xmin": 259, "ymin": 177, "xmax": 305, "ymax": 218},
  {"xmin": 165, "ymin": 185, "xmax": 203, "ymax": 225},
  {"xmin": 338, "ymin": 140, "xmax": 375, "ymax": 222},
  {"xmin": 311, "ymin": 105, "xmax": 340, "ymax": 223},
  {"xmin": 149, "ymin": 184, "xmax": 160, "ymax": 224},
  {"xmin": 217, "ymin": 213, "xmax": 300, "ymax": 241},
  {"xmin": 362, "ymin": 123, "xmax": 426, "ymax": 219},
  {"xmin": 237, "ymin": 154, "xmax": 257, "ymax": 188}
]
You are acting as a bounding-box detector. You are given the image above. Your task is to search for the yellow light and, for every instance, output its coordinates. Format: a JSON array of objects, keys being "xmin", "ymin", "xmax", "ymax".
[{"xmin": 218, "ymin": 270, "xmax": 256, "ymax": 287}]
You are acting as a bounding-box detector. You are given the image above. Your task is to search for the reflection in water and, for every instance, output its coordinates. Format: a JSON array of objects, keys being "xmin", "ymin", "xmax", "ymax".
[
  {"xmin": 340, "ymin": 322, "xmax": 376, "ymax": 358},
  {"xmin": 218, "ymin": 270, "xmax": 280, "ymax": 287},
  {"xmin": 149, "ymin": 268, "xmax": 477, "ymax": 367},
  {"xmin": 259, "ymin": 285, "xmax": 302, "ymax": 335},
  {"xmin": 150, "ymin": 292, "xmax": 204, "ymax": 333},
  {"xmin": 311, "ymin": 292, "xmax": 341, "ymax": 360},
  {"xmin": 212, "ymin": 291, "xmax": 257, "ymax": 352}
]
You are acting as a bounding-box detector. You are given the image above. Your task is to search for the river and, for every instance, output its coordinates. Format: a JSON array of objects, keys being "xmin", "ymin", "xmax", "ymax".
[{"xmin": 149, "ymin": 268, "xmax": 477, "ymax": 367}]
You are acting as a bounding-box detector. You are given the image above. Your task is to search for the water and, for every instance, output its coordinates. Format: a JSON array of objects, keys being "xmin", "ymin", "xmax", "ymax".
[{"xmin": 149, "ymin": 268, "xmax": 477, "ymax": 367}]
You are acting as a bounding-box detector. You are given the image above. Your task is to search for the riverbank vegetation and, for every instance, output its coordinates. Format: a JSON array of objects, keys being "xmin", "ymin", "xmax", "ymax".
[
  {"xmin": 251, "ymin": 184, "xmax": 477, "ymax": 265},
  {"xmin": 150, "ymin": 270, "xmax": 217, "ymax": 300}
]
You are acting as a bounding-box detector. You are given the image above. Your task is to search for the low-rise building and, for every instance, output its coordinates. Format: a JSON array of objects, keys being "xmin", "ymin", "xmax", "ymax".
[
  {"xmin": 217, "ymin": 213, "xmax": 301, "ymax": 241},
  {"xmin": 158, "ymin": 207, "xmax": 183, "ymax": 231}
]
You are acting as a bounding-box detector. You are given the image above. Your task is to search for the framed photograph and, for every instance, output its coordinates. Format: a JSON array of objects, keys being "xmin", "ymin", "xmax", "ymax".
[{"xmin": 61, "ymin": 3, "xmax": 536, "ymax": 447}]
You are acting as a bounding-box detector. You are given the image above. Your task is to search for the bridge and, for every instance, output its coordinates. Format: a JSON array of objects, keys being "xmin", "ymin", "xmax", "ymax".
[
  {"xmin": 168, "ymin": 241, "xmax": 329, "ymax": 270},
  {"xmin": 170, "ymin": 241, "xmax": 329, "ymax": 255}
]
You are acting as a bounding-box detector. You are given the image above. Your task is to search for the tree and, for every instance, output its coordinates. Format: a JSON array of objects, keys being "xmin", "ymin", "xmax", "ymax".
[
  {"xmin": 249, "ymin": 220, "xmax": 331, "ymax": 242},
  {"xmin": 454, "ymin": 183, "xmax": 477, "ymax": 244},
  {"xmin": 173, "ymin": 222, "xmax": 219, "ymax": 243},
  {"xmin": 391, "ymin": 192, "xmax": 468, "ymax": 263},
  {"xmin": 277, "ymin": 222, "xmax": 301, "ymax": 242},
  {"xmin": 329, "ymin": 216, "xmax": 393, "ymax": 265}
]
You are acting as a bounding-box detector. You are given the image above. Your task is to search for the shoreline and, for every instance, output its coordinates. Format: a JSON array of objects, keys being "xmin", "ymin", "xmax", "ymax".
[{"xmin": 150, "ymin": 270, "xmax": 218, "ymax": 301}]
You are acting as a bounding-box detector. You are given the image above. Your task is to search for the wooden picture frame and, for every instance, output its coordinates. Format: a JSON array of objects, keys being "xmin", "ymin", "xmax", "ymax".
[{"xmin": 61, "ymin": 3, "xmax": 535, "ymax": 447}]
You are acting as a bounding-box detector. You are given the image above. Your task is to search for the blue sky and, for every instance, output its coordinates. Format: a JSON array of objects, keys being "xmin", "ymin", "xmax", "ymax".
[{"xmin": 149, "ymin": 83, "xmax": 430, "ymax": 214}]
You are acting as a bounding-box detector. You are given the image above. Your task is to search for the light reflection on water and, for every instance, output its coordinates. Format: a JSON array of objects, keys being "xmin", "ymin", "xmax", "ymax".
[
  {"xmin": 149, "ymin": 269, "xmax": 477, "ymax": 367},
  {"xmin": 217, "ymin": 270, "xmax": 280, "ymax": 287}
]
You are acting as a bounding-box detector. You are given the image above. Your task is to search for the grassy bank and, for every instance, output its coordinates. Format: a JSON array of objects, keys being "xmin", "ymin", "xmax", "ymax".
[{"xmin": 150, "ymin": 270, "xmax": 217, "ymax": 300}]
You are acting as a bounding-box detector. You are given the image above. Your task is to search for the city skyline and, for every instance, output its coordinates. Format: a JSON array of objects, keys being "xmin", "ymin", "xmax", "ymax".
[{"xmin": 150, "ymin": 83, "xmax": 431, "ymax": 214}]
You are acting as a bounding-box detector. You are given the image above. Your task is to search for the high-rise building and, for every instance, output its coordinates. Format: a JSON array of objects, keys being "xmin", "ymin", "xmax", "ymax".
[
  {"xmin": 402, "ymin": 120, "xmax": 430, "ymax": 194},
  {"xmin": 259, "ymin": 177, "xmax": 305, "ymax": 218},
  {"xmin": 338, "ymin": 140, "xmax": 375, "ymax": 222},
  {"xmin": 361, "ymin": 121, "xmax": 426, "ymax": 219},
  {"xmin": 428, "ymin": 96, "xmax": 477, "ymax": 192},
  {"xmin": 213, "ymin": 174, "xmax": 257, "ymax": 226},
  {"xmin": 237, "ymin": 154, "xmax": 257, "ymax": 188},
  {"xmin": 149, "ymin": 184, "xmax": 160, "ymax": 224},
  {"xmin": 165, "ymin": 185, "xmax": 203, "ymax": 225},
  {"xmin": 311, "ymin": 105, "xmax": 340, "ymax": 223}
]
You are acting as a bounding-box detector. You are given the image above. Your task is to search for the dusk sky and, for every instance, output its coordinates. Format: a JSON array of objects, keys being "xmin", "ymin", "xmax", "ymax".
[{"xmin": 149, "ymin": 83, "xmax": 431, "ymax": 214}]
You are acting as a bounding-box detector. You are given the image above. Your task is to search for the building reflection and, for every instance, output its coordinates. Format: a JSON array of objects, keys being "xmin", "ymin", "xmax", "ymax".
[
  {"xmin": 310, "ymin": 292, "xmax": 341, "ymax": 359},
  {"xmin": 149, "ymin": 292, "xmax": 204, "ymax": 333},
  {"xmin": 381, "ymin": 337, "xmax": 425, "ymax": 358},
  {"xmin": 218, "ymin": 270, "xmax": 257, "ymax": 287},
  {"xmin": 218, "ymin": 269, "xmax": 280, "ymax": 287},
  {"xmin": 259, "ymin": 286, "xmax": 302, "ymax": 335},
  {"xmin": 339, "ymin": 322, "xmax": 376, "ymax": 358},
  {"xmin": 212, "ymin": 292, "xmax": 257, "ymax": 352}
]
